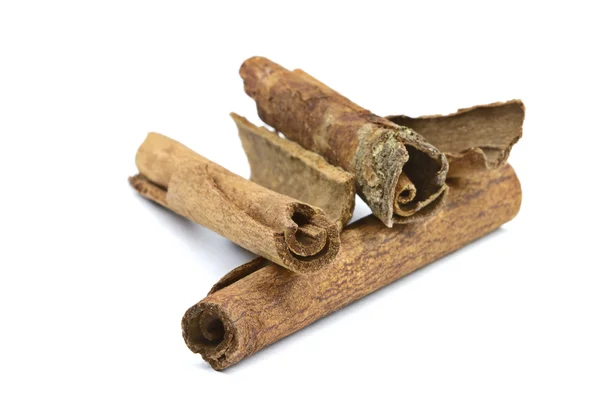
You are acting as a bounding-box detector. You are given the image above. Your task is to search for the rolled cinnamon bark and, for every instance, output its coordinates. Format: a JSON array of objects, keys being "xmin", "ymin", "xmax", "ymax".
[
  {"xmin": 232, "ymin": 113, "xmax": 356, "ymax": 228},
  {"xmin": 129, "ymin": 133, "xmax": 340, "ymax": 274},
  {"xmin": 182, "ymin": 164, "xmax": 522, "ymax": 370},
  {"xmin": 387, "ymin": 100, "xmax": 525, "ymax": 177},
  {"xmin": 240, "ymin": 57, "xmax": 448, "ymax": 227}
]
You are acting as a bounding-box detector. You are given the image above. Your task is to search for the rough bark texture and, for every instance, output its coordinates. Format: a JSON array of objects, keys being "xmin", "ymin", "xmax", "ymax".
[
  {"xmin": 387, "ymin": 100, "xmax": 525, "ymax": 177},
  {"xmin": 232, "ymin": 113, "xmax": 355, "ymax": 228},
  {"xmin": 129, "ymin": 132, "xmax": 340, "ymax": 274},
  {"xmin": 182, "ymin": 164, "xmax": 522, "ymax": 370},
  {"xmin": 240, "ymin": 56, "xmax": 448, "ymax": 227}
]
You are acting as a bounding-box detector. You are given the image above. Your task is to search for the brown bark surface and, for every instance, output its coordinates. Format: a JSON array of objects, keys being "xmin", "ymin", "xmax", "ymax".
[
  {"xmin": 240, "ymin": 57, "xmax": 448, "ymax": 227},
  {"xmin": 232, "ymin": 113, "xmax": 355, "ymax": 228},
  {"xmin": 129, "ymin": 133, "xmax": 341, "ymax": 274},
  {"xmin": 182, "ymin": 164, "xmax": 522, "ymax": 370},
  {"xmin": 387, "ymin": 100, "xmax": 525, "ymax": 177}
]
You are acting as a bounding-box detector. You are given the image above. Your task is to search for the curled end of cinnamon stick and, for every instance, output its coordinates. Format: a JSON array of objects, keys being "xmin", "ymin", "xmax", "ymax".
[
  {"xmin": 182, "ymin": 302, "xmax": 240, "ymax": 371},
  {"xmin": 277, "ymin": 203, "xmax": 341, "ymax": 274},
  {"xmin": 359, "ymin": 125, "xmax": 449, "ymax": 227},
  {"xmin": 390, "ymin": 135, "xmax": 449, "ymax": 225},
  {"xmin": 393, "ymin": 173, "xmax": 417, "ymax": 208}
]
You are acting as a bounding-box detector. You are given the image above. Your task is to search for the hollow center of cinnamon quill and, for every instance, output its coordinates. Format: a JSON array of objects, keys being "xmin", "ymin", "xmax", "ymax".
[
  {"xmin": 392, "ymin": 145, "xmax": 447, "ymax": 218},
  {"xmin": 393, "ymin": 173, "xmax": 419, "ymax": 216},
  {"xmin": 285, "ymin": 210, "xmax": 328, "ymax": 257},
  {"xmin": 394, "ymin": 173, "xmax": 417, "ymax": 206},
  {"xmin": 199, "ymin": 317, "xmax": 225, "ymax": 343}
]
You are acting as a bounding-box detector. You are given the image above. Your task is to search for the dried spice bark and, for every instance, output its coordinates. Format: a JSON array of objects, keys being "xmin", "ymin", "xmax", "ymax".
[
  {"xmin": 129, "ymin": 132, "xmax": 340, "ymax": 274},
  {"xmin": 387, "ymin": 100, "xmax": 525, "ymax": 177},
  {"xmin": 232, "ymin": 113, "xmax": 355, "ymax": 228},
  {"xmin": 240, "ymin": 57, "xmax": 448, "ymax": 227},
  {"xmin": 182, "ymin": 164, "xmax": 522, "ymax": 370}
]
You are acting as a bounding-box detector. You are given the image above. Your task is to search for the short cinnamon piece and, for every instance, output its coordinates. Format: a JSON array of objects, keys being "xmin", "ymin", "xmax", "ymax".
[{"xmin": 129, "ymin": 132, "xmax": 341, "ymax": 274}]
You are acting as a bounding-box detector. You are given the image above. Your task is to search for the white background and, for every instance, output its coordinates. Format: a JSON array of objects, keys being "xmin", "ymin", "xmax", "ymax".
[{"xmin": 1, "ymin": 1, "xmax": 599, "ymax": 399}]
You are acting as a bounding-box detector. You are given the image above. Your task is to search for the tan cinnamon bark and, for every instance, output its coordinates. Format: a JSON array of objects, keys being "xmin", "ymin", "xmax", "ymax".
[
  {"xmin": 129, "ymin": 133, "xmax": 341, "ymax": 274},
  {"xmin": 240, "ymin": 57, "xmax": 448, "ymax": 227},
  {"xmin": 182, "ymin": 164, "xmax": 521, "ymax": 370},
  {"xmin": 387, "ymin": 100, "xmax": 525, "ymax": 177},
  {"xmin": 232, "ymin": 113, "xmax": 355, "ymax": 228}
]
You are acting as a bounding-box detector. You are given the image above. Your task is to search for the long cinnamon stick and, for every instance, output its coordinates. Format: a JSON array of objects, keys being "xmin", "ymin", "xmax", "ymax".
[
  {"xmin": 182, "ymin": 164, "xmax": 522, "ymax": 370},
  {"xmin": 232, "ymin": 113, "xmax": 356, "ymax": 228},
  {"xmin": 240, "ymin": 57, "xmax": 448, "ymax": 227},
  {"xmin": 387, "ymin": 100, "xmax": 525, "ymax": 177},
  {"xmin": 129, "ymin": 133, "xmax": 341, "ymax": 274}
]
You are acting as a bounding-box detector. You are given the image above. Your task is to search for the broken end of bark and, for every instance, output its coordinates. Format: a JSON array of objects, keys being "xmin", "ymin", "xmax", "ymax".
[
  {"xmin": 182, "ymin": 301, "xmax": 241, "ymax": 371},
  {"xmin": 358, "ymin": 124, "xmax": 449, "ymax": 227},
  {"xmin": 392, "ymin": 128, "xmax": 449, "ymax": 224},
  {"xmin": 232, "ymin": 112, "xmax": 356, "ymax": 227},
  {"xmin": 387, "ymin": 99, "xmax": 525, "ymax": 178},
  {"xmin": 276, "ymin": 203, "xmax": 341, "ymax": 274},
  {"xmin": 354, "ymin": 126, "xmax": 408, "ymax": 227}
]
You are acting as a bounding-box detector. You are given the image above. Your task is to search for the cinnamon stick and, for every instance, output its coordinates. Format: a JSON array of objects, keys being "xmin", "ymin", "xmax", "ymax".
[
  {"xmin": 240, "ymin": 57, "xmax": 448, "ymax": 227},
  {"xmin": 387, "ymin": 100, "xmax": 525, "ymax": 177},
  {"xmin": 129, "ymin": 132, "xmax": 341, "ymax": 274},
  {"xmin": 182, "ymin": 164, "xmax": 522, "ymax": 370},
  {"xmin": 232, "ymin": 113, "xmax": 356, "ymax": 228}
]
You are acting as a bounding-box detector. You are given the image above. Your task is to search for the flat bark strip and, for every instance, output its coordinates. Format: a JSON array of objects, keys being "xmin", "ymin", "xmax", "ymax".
[
  {"xmin": 232, "ymin": 113, "xmax": 355, "ymax": 228},
  {"xmin": 130, "ymin": 132, "xmax": 341, "ymax": 274},
  {"xmin": 240, "ymin": 56, "xmax": 448, "ymax": 227},
  {"xmin": 182, "ymin": 164, "xmax": 522, "ymax": 370},
  {"xmin": 387, "ymin": 100, "xmax": 525, "ymax": 177}
]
